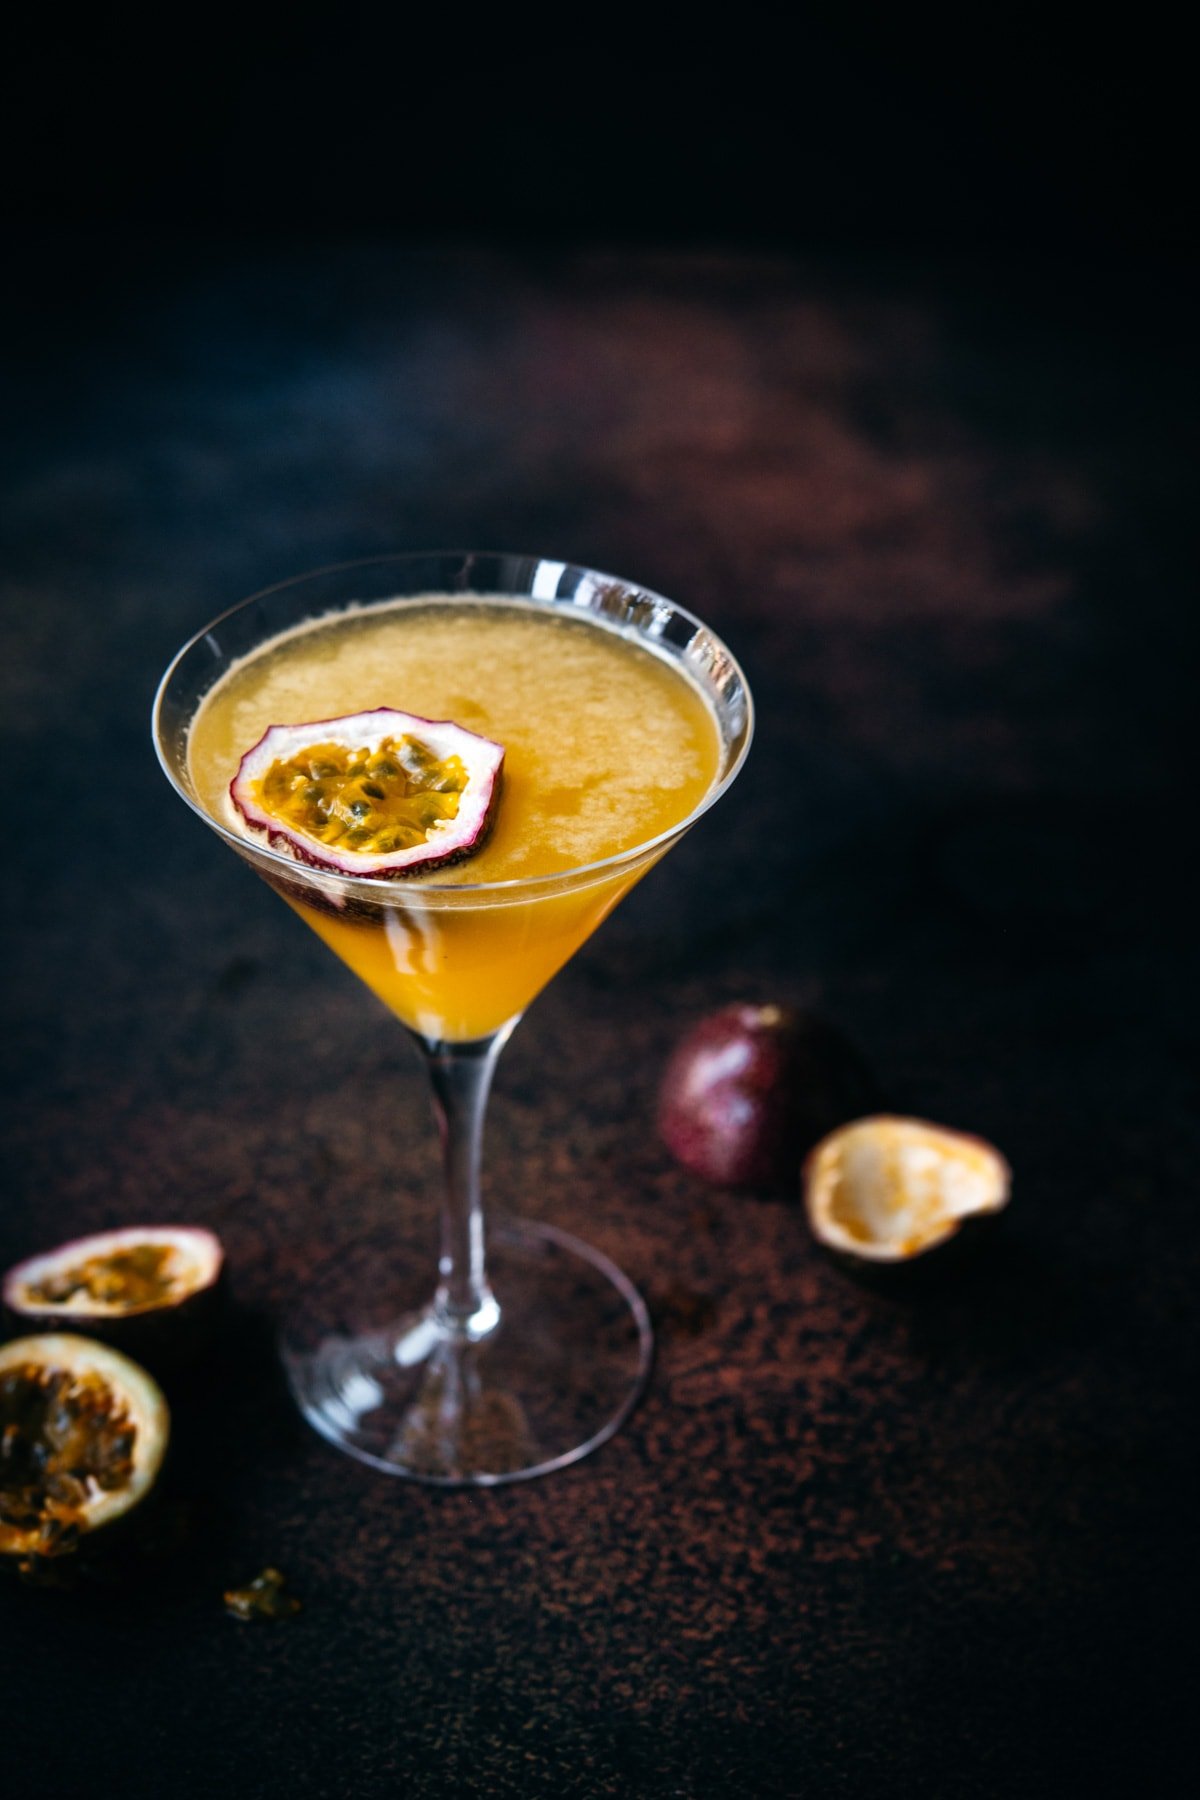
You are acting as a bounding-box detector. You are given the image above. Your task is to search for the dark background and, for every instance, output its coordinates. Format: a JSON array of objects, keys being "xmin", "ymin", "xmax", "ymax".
[
  {"xmin": 2, "ymin": 13, "xmax": 1197, "ymax": 1800},
  {"xmin": 2, "ymin": 11, "xmax": 1192, "ymax": 260}
]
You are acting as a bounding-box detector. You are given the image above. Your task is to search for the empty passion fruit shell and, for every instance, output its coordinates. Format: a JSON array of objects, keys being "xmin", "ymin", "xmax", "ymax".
[
  {"xmin": 0, "ymin": 1334, "xmax": 169, "ymax": 1562},
  {"xmin": 804, "ymin": 1115, "xmax": 1010, "ymax": 1265},
  {"xmin": 4, "ymin": 1227, "xmax": 225, "ymax": 1372},
  {"xmin": 230, "ymin": 708, "xmax": 505, "ymax": 878}
]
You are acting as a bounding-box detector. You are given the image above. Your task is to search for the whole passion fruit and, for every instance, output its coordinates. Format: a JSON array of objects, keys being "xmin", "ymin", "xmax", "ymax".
[
  {"xmin": 230, "ymin": 707, "xmax": 504, "ymax": 878},
  {"xmin": 658, "ymin": 1003, "xmax": 875, "ymax": 1189},
  {"xmin": 0, "ymin": 1334, "xmax": 169, "ymax": 1562},
  {"xmin": 4, "ymin": 1226, "xmax": 224, "ymax": 1371},
  {"xmin": 804, "ymin": 1115, "xmax": 1010, "ymax": 1264}
]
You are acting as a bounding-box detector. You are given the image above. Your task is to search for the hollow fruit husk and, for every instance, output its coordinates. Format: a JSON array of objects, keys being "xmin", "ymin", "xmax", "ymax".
[
  {"xmin": 803, "ymin": 1114, "xmax": 1011, "ymax": 1264},
  {"xmin": 0, "ymin": 1335, "xmax": 169, "ymax": 1562}
]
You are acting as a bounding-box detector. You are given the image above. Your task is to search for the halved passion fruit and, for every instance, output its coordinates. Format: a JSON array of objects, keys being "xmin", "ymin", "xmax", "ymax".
[
  {"xmin": 4, "ymin": 1227, "xmax": 224, "ymax": 1369},
  {"xmin": 804, "ymin": 1115, "xmax": 1010, "ymax": 1263},
  {"xmin": 230, "ymin": 708, "xmax": 505, "ymax": 878},
  {"xmin": 0, "ymin": 1335, "xmax": 169, "ymax": 1561}
]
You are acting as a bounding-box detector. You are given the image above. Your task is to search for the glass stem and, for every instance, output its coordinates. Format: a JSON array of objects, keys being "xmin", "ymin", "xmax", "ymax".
[{"xmin": 415, "ymin": 1024, "xmax": 514, "ymax": 1339}]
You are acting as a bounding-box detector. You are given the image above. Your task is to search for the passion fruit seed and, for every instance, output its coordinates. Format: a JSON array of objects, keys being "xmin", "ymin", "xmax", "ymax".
[
  {"xmin": 27, "ymin": 1244, "xmax": 175, "ymax": 1311},
  {"xmin": 0, "ymin": 1362, "xmax": 137, "ymax": 1558},
  {"xmin": 804, "ymin": 1115, "xmax": 1011, "ymax": 1263},
  {"xmin": 256, "ymin": 735, "xmax": 468, "ymax": 856},
  {"xmin": 230, "ymin": 708, "xmax": 505, "ymax": 879},
  {"xmin": 224, "ymin": 1566, "xmax": 302, "ymax": 1622}
]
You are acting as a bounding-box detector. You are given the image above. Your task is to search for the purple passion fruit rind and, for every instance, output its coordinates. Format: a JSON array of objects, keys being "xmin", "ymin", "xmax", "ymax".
[
  {"xmin": 0, "ymin": 1334, "xmax": 169, "ymax": 1560},
  {"xmin": 4, "ymin": 1227, "xmax": 225, "ymax": 1372},
  {"xmin": 803, "ymin": 1115, "xmax": 1011, "ymax": 1266},
  {"xmin": 229, "ymin": 708, "xmax": 505, "ymax": 879},
  {"xmin": 658, "ymin": 1004, "xmax": 877, "ymax": 1190}
]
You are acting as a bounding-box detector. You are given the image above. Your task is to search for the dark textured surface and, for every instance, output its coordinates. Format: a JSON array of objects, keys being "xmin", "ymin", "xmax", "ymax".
[{"xmin": 2, "ymin": 246, "xmax": 1195, "ymax": 1798}]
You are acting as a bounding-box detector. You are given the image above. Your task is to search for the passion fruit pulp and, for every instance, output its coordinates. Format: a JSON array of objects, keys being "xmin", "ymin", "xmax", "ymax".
[
  {"xmin": 4, "ymin": 1227, "xmax": 225, "ymax": 1372},
  {"xmin": 804, "ymin": 1115, "xmax": 1011, "ymax": 1264},
  {"xmin": 0, "ymin": 1335, "xmax": 169, "ymax": 1561},
  {"xmin": 224, "ymin": 1566, "xmax": 302, "ymax": 1622},
  {"xmin": 230, "ymin": 707, "xmax": 504, "ymax": 877}
]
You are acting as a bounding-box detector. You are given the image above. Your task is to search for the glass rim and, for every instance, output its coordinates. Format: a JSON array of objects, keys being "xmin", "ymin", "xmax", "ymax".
[{"xmin": 152, "ymin": 550, "xmax": 755, "ymax": 899}]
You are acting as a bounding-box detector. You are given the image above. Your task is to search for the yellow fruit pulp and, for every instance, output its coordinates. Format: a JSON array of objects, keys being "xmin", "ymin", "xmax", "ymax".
[
  {"xmin": 188, "ymin": 598, "xmax": 723, "ymax": 1039},
  {"xmin": 255, "ymin": 735, "xmax": 468, "ymax": 855}
]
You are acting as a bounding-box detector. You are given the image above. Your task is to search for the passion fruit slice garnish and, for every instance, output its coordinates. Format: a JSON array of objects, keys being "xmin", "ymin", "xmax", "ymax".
[
  {"xmin": 230, "ymin": 708, "xmax": 505, "ymax": 878},
  {"xmin": 804, "ymin": 1115, "xmax": 1011, "ymax": 1263},
  {"xmin": 0, "ymin": 1335, "xmax": 169, "ymax": 1561}
]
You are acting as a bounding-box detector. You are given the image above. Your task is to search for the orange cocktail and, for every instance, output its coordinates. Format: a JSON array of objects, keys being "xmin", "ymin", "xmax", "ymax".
[
  {"xmin": 155, "ymin": 554, "xmax": 752, "ymax": 1486},
  {"xmin": 188, "ymin": 599, "xmax": 722, "ymax": 1040}
]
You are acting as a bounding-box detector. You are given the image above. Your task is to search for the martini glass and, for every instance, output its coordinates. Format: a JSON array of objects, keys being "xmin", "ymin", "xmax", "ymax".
[{"xmin": 153, "ymin": 553, "xmax": 752, "ymax": 1485}]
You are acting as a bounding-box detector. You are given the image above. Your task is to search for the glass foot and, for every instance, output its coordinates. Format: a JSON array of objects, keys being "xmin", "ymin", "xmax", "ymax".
[{"xmin": 280, "ymin": 1218, "xmax": 653, "ymax": 1485}]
